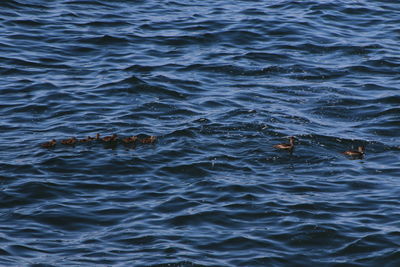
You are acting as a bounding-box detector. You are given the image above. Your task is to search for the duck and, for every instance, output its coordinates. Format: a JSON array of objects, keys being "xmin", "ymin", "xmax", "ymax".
[
  {"xmin": 80, "ymin": 136, "xmax": 92, "ymax": 143},
  {"xmin": 273, "ymin": 136, "xmax": 295, "ymax": 150},
  {"xmin": 61, "ymin": 137, "xmax": 77, "ymax": 145},
  {"xmin": 81, "ymin": 133, "xmax": 100, "ymax": 142},
  {"xmin": 140, "ymin": 136, "xmax": 157, "ymax": 144},
  {"xmin": 122, "ymin": 135, "xmax": 138, "ymax": 144},
  {"xmin": 343, "ymin": 146, "xmax": 365, "ymax": 158},
  {"xmin": 102, "ymin": 134, "xmax": 118, "ymax": 142},
  {"xmin": 41, "ymin": 139, "xmax": 57, "ymax": 148}
]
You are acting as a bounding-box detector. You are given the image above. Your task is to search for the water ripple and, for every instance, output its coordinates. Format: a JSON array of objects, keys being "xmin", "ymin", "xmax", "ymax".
[{"xmin": 1, "ymin": 0, "xmax": 400, "ymax": 266}]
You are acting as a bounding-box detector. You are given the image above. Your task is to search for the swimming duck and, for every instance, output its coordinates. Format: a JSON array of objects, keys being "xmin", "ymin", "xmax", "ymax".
[
  {"xmin": 343, "ymin": 146, "xmax": 365, "ymax": 158},
  {"xmin": 80, "ymin": 136, "xmax": 92, "ymax": 143},
  {"xmin": 140, "ymin": 136, "xmax": 157, "ymax": 144},
  {"xmin": 41, "ymin": 139, "xmax": 57, "ymax": 148},
  {"xmin": 273, "ymin": 136, "xmax": 295, "ymax": 150},
  {"xmin": 122, "ymin": 135, "xmax": 138, "ymax": 144},
  {"xmin": 81, "ymin": 133, "xmax": 100, "ymax": 142},
  {"xmin": 102, "ymin": 134, "xmax": 118, "ymax": 142},
  {"xmin": 61, "ymin": 137, "xmax": 77, "ymax": 145}
]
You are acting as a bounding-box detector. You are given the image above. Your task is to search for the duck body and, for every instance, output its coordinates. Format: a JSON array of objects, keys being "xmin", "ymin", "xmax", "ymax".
[
  {"xmin": 80, "ymin": 136, "xmax": 92, "ymax": 143},
  {"xmin": 343, "ymin": 146, "xmax": 365, "ymax": 158},
  {"xmin": 122, "ymin": 136, "xmax": 138, "ymax": 144},
  {"xmin": 102, "ymin": 134, "xmax": 118, "ymax": 142},
  {"xmin": 61, "ymin": 137, "xmax": 77, "ymax": 145},
  {"xmin": 41, "ymin": 139, "xmax": 57, "ymax": 148},
  {"xmin": 273, "ymin": 136, "xmax": 295, "ymax": 150},
  {"xmin": 140, "ymin": 136, "xmax": 157, "ymax": 144},
  {"xmin": 80, "ymin": 133, "xmax": 100, "ymax": 143}
]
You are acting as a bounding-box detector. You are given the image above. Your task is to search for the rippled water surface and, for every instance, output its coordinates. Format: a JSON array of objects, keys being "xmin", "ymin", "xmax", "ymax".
[{"xmin": 1, "ymin": 0, "xmax": 400, "ymax": 266}]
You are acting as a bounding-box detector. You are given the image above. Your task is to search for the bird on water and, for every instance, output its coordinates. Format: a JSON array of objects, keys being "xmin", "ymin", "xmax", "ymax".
[
  {"xmin": 343, "ymin": 146, "xmax": 365, "ymax": 159},
  {"xmin": 61, "ymin": 137, "xmax": 77, "ymax": 145},
  {"xmin": 122, "ymin": 135, "xmax": 138, "ymax": 144},
  {"xmin": 41, "ymin": 139, "xmax": 57, "ymax": 148},
  {"xmin": 80, "ymin": 133, "xmax": 100, "ymax": 143},
  {"xmin": 102, "ymin": 134, "xmax": 118, "ymax": 142},
  {"xmin": 140, "ymin": 136, "xmax": 157, "ymax": 144},
  {"xmin": 273, "ymin": 136, "xmax": 296, "ymax": 151}
]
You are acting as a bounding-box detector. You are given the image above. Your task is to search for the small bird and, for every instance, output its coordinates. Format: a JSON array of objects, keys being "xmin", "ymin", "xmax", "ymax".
[
  {"xmin": 61, "ymin": 137, "xmax": 77, "ymax": 145},
  {"xmin": 81, "ymin": 133, "xmax": 100, "ymax": 142},
  {"xmin": 273, "ymin": 136, "xmax": 296, "ymax": 150},
  {"xmin": 41, "ymin": 139, "xmax": 57, "ymax": 148},
  {"xmin": 102, "ymin": 134, "xmax": 118, "ymax": 142},
  {"xmin": 122, "ymin": 135, "xmax": 138, "ymax": 144},
  {"xmin": 80, "ymin": 136, "xmax": 92, "ymax": 143},
  {"xmin": 140, "ymin": 136, "xmax": 157, "ymax": 144},
  {"xmin": 343, "ymin": 146, "xmax": 365, "ymax": 158}
]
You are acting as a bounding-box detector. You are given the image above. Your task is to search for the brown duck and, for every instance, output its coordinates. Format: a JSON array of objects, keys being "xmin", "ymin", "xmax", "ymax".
[
  {"xmin": 41, "ymin": 139, "xmax": 57, "ymax": 148},
  {"xmin": 80, "ymin": 133, "xmax": 100, "ymax": 143},
  {"xmin": 343, "ymin": 146, "xmax": 365, "ymax": 158},
  {"xmin": 273, "ymin": 136, "xmax": 296, "ymax": 150},
  {"xmin": 102, "ymin": 134, "xmax": 118, "ymax": 142},
  {"xmin": 122, "ymin": 135, "xmax": 138, "ymax": 144},
  {"xmin": 80, "ymin": 136, "xmax": 92, "ymax": 143},
  {"xmin": 61, "ymin": 137, "xmax": 77, "ymax": 145},
  {"xmin": 140, "ymin": 136, "xmax": 157, "ymax": 144}
]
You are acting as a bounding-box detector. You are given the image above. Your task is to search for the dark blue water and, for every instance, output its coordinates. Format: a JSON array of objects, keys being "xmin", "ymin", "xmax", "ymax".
[{"xmin": 1, "ymin": 0, "xmax": 400, "ymax": 266}]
